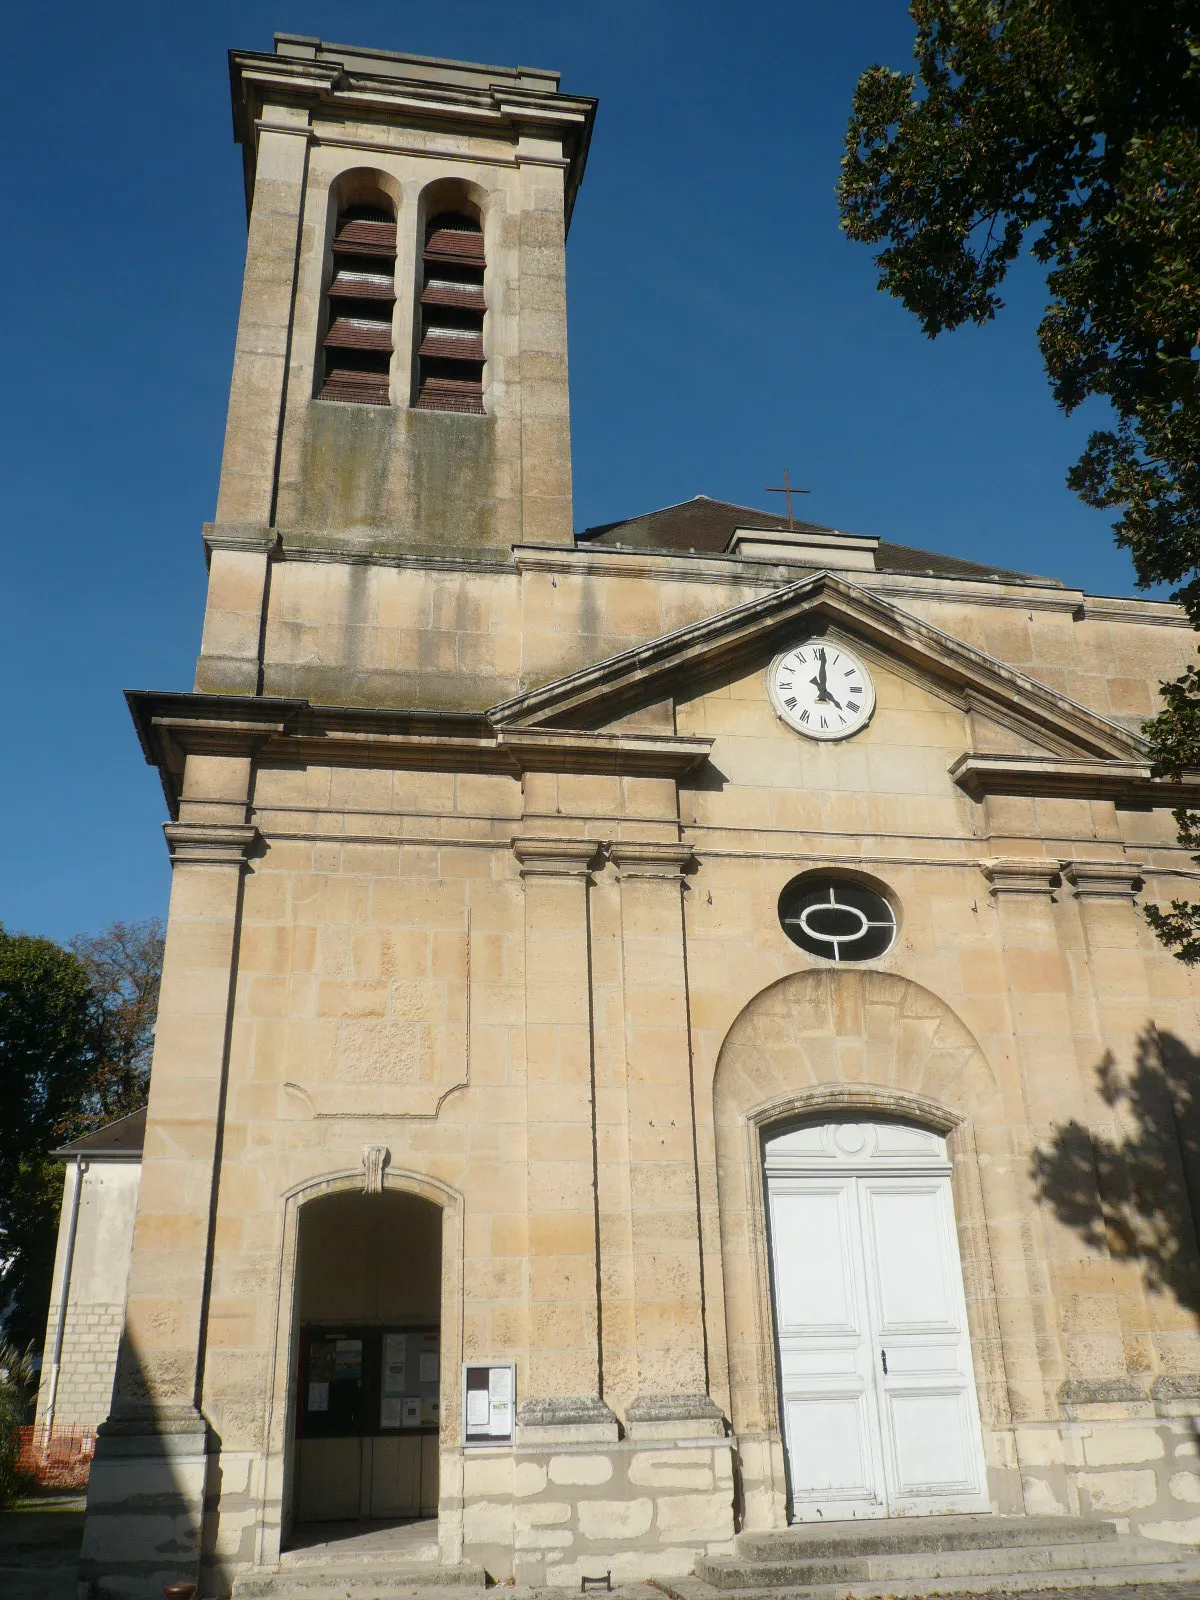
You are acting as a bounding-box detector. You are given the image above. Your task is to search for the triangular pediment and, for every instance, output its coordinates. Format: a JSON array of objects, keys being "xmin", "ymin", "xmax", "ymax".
[{"xmin": 490, "ymin": 572, "xmax": 1145, "ymax": 762}]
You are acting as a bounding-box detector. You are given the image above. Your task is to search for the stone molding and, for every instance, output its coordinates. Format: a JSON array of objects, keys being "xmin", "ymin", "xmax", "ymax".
[
  {"xmin": 488, "ymin": 569, "xmax": 1142, "ymax": 760},
  {"xmin": 128, "ymin": 693, "xmax": 712, "ymax": 818},
  {"xmin": 1062, "ymin": 858, "xmax": 1144, "ymax": 899},
  {"xmin": 952, "ymin": 752, "xmax": 1199, "ymax": 808},
  {"xmin": 511, "ymin": 836, "xmax": 602, "ymax": 880},
  {"xmin": 515, "ymin": 1394, "xmax": 619, "ymax": 1446},
  {"xmin": 361, "ymin": 1144, "xmax": 389, "ymax": 1193},
  {"xmin": 609, "ymin": 841, "xmax": 696, "ymax": 883},
  {"xmin": 163, "ymin": 822, "xmax": 259, "ymax": 868},
  {"xmin": 625, "ymin": 1392, "xmax": 725, "ymax": 1440},
  {"xmin": 228, "ymin": 44, "xmax": 597, "ymax": 229},
  {"xmin": 981, "ymin": 857, "xmax": 1060, "ymax": 897},
  {"xmin": 202, "ymin": 522, "xmax": 278, "ymax": 555},
  {"xmin": 1057, "ymin": 1376, "xmax": 1150, "ymax": 1417},
  {"xmin": 95, "ymin": 1402, "xmax": 212, "ymax": 1448}
]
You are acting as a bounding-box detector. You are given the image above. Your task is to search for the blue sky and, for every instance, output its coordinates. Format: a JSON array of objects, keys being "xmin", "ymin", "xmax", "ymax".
[{"xmin": 0, "ymin": 1, "xmax": 1147, "ymax": 943}]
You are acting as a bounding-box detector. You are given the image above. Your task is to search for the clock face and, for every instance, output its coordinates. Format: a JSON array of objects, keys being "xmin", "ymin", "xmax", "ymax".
[{"xmin": 768, "ymin": 639, "xmax": 875, "ymax": 740}]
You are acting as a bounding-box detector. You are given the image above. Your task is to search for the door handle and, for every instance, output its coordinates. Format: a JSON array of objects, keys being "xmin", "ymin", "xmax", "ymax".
[{"xmin": 880, "ymin": 1349, "xmax": 888, "ymax": 1376}]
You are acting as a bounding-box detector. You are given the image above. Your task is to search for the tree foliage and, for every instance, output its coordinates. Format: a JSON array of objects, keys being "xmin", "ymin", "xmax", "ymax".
[
  {"xmin": 0, "ymin": 921, "xmax": 163, "ymax": 1349},
  {"xmin": 69, "ymin": 919, "xmax": 164, "ymax": 1125},
  {"xmin": 838, "ymin": 0, "xmax": 1200, "ymax": 955}
]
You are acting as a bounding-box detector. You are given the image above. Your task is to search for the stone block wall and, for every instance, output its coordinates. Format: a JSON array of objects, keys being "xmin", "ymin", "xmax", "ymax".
[
  {"xmin": 451, "ymin": 1438, "xmax": 735, "ymax": 1585},
  {"xmin": 1014, "ymin": 1405, "xmax": 1200, "ymax": 1542}
]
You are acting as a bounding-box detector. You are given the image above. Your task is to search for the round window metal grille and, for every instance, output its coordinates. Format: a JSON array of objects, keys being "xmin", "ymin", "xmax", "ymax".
[{"xmin": 778, "ymin": 875, "xmax": 897, "ymax": 962}]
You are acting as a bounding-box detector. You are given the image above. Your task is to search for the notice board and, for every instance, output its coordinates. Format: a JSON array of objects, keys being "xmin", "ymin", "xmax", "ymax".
[{"xmin": 462, "ymin": 1362, "xmax": 516, "ymax": 1446}]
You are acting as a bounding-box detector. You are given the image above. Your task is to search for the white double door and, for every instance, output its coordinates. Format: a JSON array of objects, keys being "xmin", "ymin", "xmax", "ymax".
[{"xmin": 766, "ymin": 1121, "xmax": 988, "ymax": 1520}]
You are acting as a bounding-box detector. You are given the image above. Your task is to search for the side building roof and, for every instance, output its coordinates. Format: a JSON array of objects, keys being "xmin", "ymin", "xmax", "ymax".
[
  {"xmin": 53, "ymin": 1107, "xmax": 146, "ymax": 1162},
  {"xmin": 576, "ymin": 495, "xmax": 1063, "ymax": 588}
]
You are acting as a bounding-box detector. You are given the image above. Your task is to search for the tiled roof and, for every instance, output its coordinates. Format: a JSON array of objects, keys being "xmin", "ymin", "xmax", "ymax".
[
  {"xmin": 54, "ymin": 1106, "xmax": 146, "ymax": 1161},
  {"xmin": 576, "ymin": 496, "xmax": 1061, "ymax": 588}
]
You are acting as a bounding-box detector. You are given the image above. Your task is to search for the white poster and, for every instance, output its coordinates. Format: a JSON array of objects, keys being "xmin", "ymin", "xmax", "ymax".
[
  {"xmin": 307, "ymin": 1381, "xmax": 329, "ymax": 1413},
  {"xmin": 383, "ymin": 1334, "xmax": 407, "ymax": 1395},
  {"xmin": 466, "ymin": 1388, "xmax": 490, "ymax": 1428},
  {"xmin": 380, "ymin": 1397, "xmax": 404, "ymax": 1429},
  {"xmin": 487, "ymin": 1367, "xmax": 513, "ymax": 1437},
  {"xmin": 401, "ymin": 1397, "xmax": 422, "ymax": 1428},
  {"xmin": 419, "ymin": 1352, "xmax": 440, "ymax": 1384}
]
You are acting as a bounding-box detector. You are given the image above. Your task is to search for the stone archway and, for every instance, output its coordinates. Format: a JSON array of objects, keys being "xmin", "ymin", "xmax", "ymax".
[
  {"xmin": 711, "ymin": 968, "xmax": 1015, "ymax": 1531},
  {"xmin": 256, "ymin": 1166, "xmax": 466, "ymax": 1568}
]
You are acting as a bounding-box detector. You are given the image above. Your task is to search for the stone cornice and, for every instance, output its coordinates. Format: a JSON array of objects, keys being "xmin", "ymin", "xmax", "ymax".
[
  {"xmin": 951, "ymin": 752, "xmax": 1200, "ymax": 807},
  {"xmin": 511, "ymin": 837, "xmax": 602, "ymax": 879},
  {"xmin": 228, "ymin": 45, "xmax": 596, "ymax": 230},
  {"xmin": 126, "ymin": 692, "xmax": 712, "ymax": 819},
  {"xmin": 163, "ymin": 822, "xmax": 259, "ymax": 868},
  {"xmin": 513, "ymin": 542, "xmax": 1190, "ymax": 626},
  {"xmin": 981, "ymin": 857, "xmax": 1060, "ymax": 897}
]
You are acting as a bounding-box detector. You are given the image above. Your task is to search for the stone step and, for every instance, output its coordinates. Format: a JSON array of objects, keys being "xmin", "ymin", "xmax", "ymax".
[
  {"xmin": 662, "ymin": 1554, "xmax": 1200, "ymax": 1600},
  {"xmin": 231, "ymin": 1563, "xmax": 486, "ymax": 1598},
  {"xmin": 734, "ymin": 1514, "xmax": 1117, "ymax": 1562},
  {"xmin": 696, "ymin": 1537, "xmax": 1178, "ymax": 1590}
]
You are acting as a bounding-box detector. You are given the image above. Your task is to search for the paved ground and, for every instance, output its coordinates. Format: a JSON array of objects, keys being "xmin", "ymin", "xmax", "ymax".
[
  {"xmin": 0, "ymin": 1491, "xmax": 85, "ymax": 1600},
  {"xmin": 2, "ymin": 1500, "xmax": 1199, "ymax": 1600}
]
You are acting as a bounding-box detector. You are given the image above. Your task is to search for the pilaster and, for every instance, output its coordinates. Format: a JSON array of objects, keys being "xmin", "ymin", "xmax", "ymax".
[
  {"xmin": 608, "ymin": 841, "xmax": 719, "ymax": 1437},
  {"xmin": 80, "ymin": 809, "xmax": 258, "ymax": 1599},
  {"xmin": 512, "ymin": 837, "xmax": 609, "ymax": 1410},
  {"xmin": 1062, "ymin": 856, "xmax": 1200, "ymax": 1386}
]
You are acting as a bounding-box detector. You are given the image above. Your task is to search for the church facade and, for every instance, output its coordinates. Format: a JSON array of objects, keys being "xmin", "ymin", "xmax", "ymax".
[{"xmin": 80, "ymin": 33, "xmax": 1200, "ymax": 1600}]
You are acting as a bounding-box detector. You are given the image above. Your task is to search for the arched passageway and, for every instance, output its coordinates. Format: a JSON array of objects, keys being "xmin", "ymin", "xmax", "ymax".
[{"xmin": 290, "ymin": 1189, "xmax": 443, "ymax": 1538}]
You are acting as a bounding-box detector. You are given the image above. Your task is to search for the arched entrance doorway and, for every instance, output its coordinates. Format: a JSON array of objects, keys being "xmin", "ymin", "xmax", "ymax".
[
  {"xmin": 763, "ymin": 1117, "xmax": 988, "ymax": 1520},
  {"xmin": 290, "ymin": 1188, "xmax": 442, "ymax": 1539},
  {"xmin": 711, "ymin": 968, "xmax": 1016, "ymax": 1530}
]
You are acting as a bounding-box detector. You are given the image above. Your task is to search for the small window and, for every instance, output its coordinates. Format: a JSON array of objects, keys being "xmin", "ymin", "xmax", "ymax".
[
  {"xmin": 320, "ymin": 203, "xmax": 396, "ymax": 405},
  {"xmin": 778, "ymin": 874, "xmax": 897, "ymax": 962},
  {"xmin": 416, "ymin": 211, "xmax": 485, "ymax": 414}
]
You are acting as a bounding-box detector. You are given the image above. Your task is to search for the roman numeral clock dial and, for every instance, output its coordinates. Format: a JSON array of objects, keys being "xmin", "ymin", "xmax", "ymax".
[{"xmin": 768, "ymin": 640, "xmax": 876, "ymax": 741}]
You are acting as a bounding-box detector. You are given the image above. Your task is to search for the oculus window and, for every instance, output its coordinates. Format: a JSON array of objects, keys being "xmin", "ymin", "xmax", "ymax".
[{"xmin": 779, "ymin": 875, "xmax": 897, "ymax": 963}]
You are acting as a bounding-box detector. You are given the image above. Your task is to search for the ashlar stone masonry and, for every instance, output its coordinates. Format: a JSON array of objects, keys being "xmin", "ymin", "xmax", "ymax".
[{"xmin": 77, "ymin": 30, "xmax": 1200, "ymax": 1600}]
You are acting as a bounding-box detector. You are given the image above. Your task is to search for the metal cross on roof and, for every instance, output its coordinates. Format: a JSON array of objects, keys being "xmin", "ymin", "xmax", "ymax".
[{"xmin": 765, "ymin": 468, "xmax": 811, "ymax": 531}]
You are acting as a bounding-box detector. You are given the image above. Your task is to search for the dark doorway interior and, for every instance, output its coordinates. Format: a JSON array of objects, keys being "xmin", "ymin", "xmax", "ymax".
[{"xmin": 291, "ymin": 1190, "xmax": 442, "ymax": 1531}]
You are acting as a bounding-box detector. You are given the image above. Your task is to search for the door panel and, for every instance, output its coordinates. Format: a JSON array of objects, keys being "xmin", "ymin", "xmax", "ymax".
[
  {"xmin": 768, "ymin": 1180, "xmax": 886, "ymax": 1519},
  {"xmin": 766, "ymin": 1127, "xmax": 990, "ymax": 1522},
  {"xmin": 859, "ymin": 1177, "xmax": 989, "ymax": 1514},
  {"xmin": 772, "ymin": 1186, "xmax": 857, "ymax": 1332},
  {"xmin": 886, "ymin": 1389, "xmax": 979, "ymax": 1494},
  {"xmin": 783, "ymin": 1394, "xmax": 879, "ymax": 1501},
  {"xmin": 868, "ymin": 1186, "xmax": 955, "ymax": 1329}
]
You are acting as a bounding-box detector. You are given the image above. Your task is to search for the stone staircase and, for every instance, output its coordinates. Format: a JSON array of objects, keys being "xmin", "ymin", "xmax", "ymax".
[
  {"xmin": 658, "ymin": 1513, "xmax": 1200, "ymax": 1600},
  {"xmin": 231, "ymin": 1559, "xmax": 485, "ymax": 1599}
]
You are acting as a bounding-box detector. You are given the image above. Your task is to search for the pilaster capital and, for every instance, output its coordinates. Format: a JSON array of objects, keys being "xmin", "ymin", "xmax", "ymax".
[
  {"xmin": 609, "ymin": 841, "xmax": 697, "ymax": 883},
  {"xmin": 511, "ymin": 836, "xmax": 602, "ymax": 879},
  {"xmin": 163, "ymin": 822, "xmax": 259, "ymax": 869},
  {"xmin": 981, "ymin": 856, "xmax": 1060, "ymax": 897},
  {"xmin": 1062, "ymin": 858, "xmax": 1143, "ymax": 900}
]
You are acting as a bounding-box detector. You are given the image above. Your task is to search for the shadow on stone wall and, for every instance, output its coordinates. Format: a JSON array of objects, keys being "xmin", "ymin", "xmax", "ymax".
[{"xmin": 1032, "ymin": 1028, "xmax": 1200, "ymax": 1314}]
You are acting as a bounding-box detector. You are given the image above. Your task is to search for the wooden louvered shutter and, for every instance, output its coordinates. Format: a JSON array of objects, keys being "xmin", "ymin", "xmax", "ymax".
[
  {"xmin": 416, "ymin": 212, "xmax": 486, "ymax": 413},
  {"xmin": 320, "ymin": 205, "xmax": 396, "ymax": 405}
]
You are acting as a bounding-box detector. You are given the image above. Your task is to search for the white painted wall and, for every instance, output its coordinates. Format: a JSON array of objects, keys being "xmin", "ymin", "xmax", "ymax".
[{"xmin": 35, "ymin": 1159, "xmax": 141, "ymax": 1431}]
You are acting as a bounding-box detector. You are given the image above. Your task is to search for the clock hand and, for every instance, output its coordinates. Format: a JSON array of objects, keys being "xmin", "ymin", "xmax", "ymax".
[{"xmin": 809, "ymin": 659, "xmax": 843, "ymax": 709}]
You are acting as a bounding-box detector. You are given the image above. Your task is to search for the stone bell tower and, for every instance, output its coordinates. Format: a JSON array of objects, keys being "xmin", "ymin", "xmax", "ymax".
[{"xmin": 199, "ymin": 32, "xmax": 595, "ymax": 698}]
